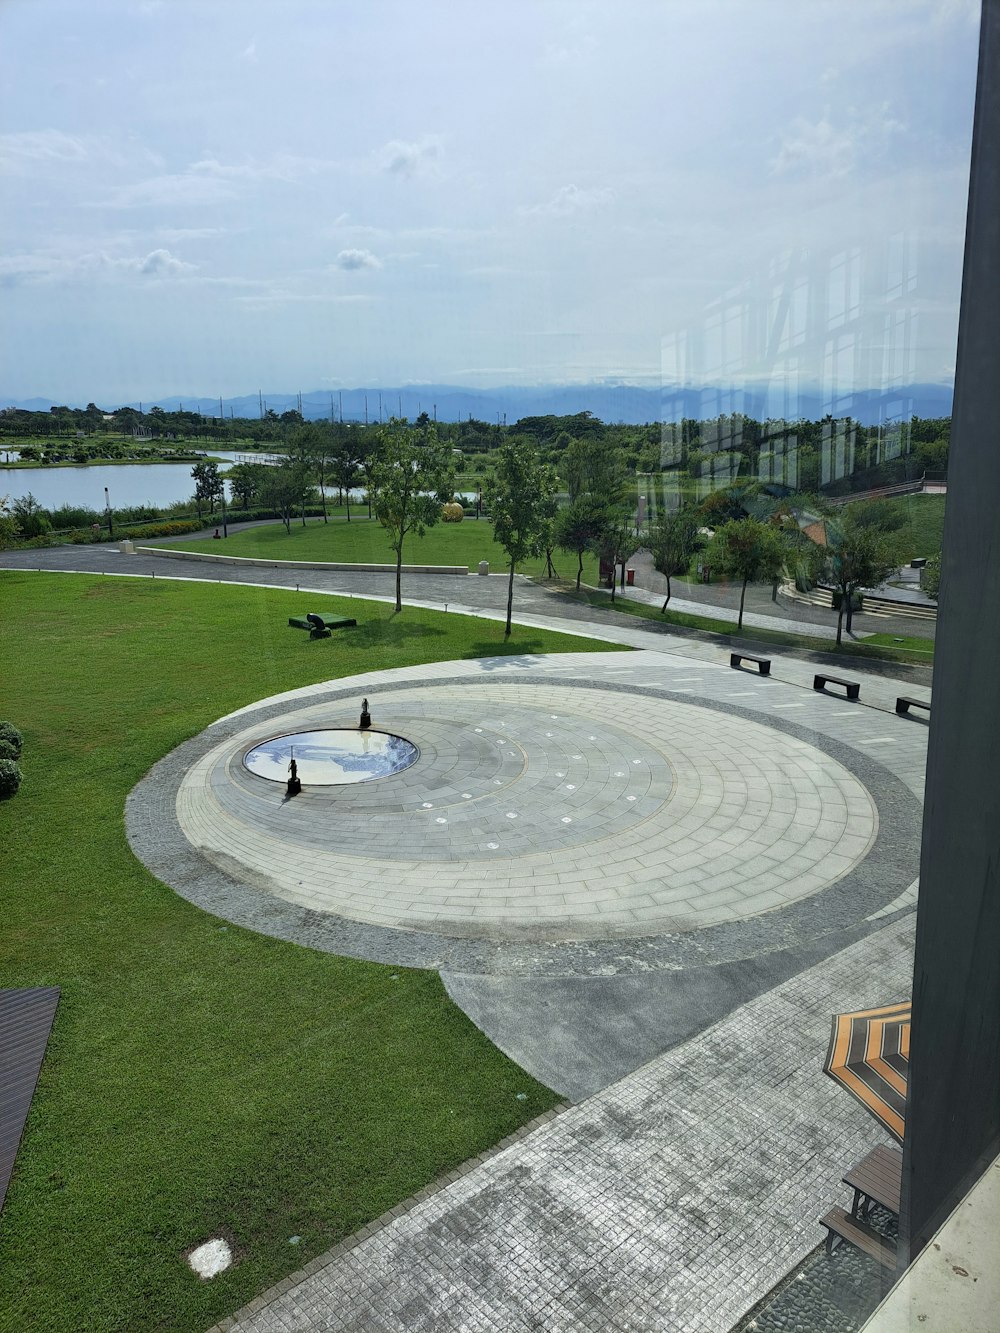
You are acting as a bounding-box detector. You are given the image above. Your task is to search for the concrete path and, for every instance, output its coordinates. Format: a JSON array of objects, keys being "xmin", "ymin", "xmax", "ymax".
[{"xmin": 210, "ymin": 916, "xmax": 915, "ymax": 1333}]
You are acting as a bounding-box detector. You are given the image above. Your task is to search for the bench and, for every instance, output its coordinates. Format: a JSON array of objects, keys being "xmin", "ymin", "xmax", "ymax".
[
  {"xmin": 730, "ymin": 652, "xmax": 771, "ymax": 675},
  {"xmin": 896, "ymin": 696, "xmax": 930, "ymax": 717},
  {"xmin": 843, "ymin": 1144, "xmax": 902, "ymax": 1221},
  {"xmin": 288, "ymin": 614, "xmax": 358, "ymax": 639},
  {"xmin": 814, "ymin": 673, "xmax": 860, "ymax": 700},
  {"xmin": 819, "ymin": 1206, "xmax": 896, "ymax": 1270}
]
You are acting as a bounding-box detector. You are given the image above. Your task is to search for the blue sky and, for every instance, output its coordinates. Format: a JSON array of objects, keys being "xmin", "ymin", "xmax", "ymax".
[{"xmin": 0, "ymin": 0, "xmax": 982, "ymax": 403}]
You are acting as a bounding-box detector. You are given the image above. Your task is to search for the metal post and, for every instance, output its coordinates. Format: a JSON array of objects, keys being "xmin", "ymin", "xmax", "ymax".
[{"xmin": 104, "ymin": 486, "xmax": 113, "ymax": 539}]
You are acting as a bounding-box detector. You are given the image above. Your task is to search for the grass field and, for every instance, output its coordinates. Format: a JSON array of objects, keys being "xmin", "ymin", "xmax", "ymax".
[
  {"xmin": 0, "ymin": 572, "xmax": 623, "ymax": 1333},
  {"xmin": 881, "ymin": 494, "xmax": 947, "ymax": 565},
  {"xmin": 164, "ymin": 513, "xmax": 603, "ymax": 584}
]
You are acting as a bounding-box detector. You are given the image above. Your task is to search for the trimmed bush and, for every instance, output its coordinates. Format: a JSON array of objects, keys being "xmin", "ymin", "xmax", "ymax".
[
  {"xmin": 0, "ymin": 739, "xmax": 18, "ymax": 763},
  {"xmin": 0, "ymin": 721, "xmax": 23, "ymax": 757},
  {"xmin": 0, "ymin": 759, "xmax": 22, "ymax": 800},
  {"xmin": 441, "ymin": 501, "xmax": 465, "ymax": 523}
]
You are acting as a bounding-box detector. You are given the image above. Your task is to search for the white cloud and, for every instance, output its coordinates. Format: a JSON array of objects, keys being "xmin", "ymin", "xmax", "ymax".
[
  {"xmin": 0, "ymin": 247, "xmax": 195, "ymax": 285},
  {"xmin": 241, "ymin": 39, "xmax": 258, "ymax": 61},
  {"xmin": 135, "ymin": 248, "xmax": 196, "ymax": 277},
  {"xmin": 770, "ymin": 104, "xmax": 906, "ymax": 179},
  {"xmin": 519, "ymin": 184, "xmax": 614, "ymax": 217},
  {"xmin": 379, "ymin": 136, "xmax": 442, "ymax": 176},
  {"xmin": 335, "ymin": 248, "xmax": 382, "ymax": 271}
]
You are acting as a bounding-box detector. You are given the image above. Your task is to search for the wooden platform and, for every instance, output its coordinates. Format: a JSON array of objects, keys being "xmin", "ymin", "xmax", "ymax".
[{"xmin": 0, "ymin": 988, "xmax": 60, "ymax": 1215}]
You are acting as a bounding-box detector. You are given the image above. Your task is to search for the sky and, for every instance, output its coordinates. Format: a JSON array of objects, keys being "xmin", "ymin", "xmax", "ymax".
[{"xmin": 0, "ymin": 0, "xmax": 983, "ymax": 404}]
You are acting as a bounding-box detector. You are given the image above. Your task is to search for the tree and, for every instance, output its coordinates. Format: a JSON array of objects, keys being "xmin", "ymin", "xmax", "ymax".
[
  {"xmin": 922, "ymin": 552, "xmax": 942, "ymax": 602},
  {"xmin": 11, "ymin": 492, "xmax": 50, "ymax": 540},
  {"xmin": 824, "ymin": 520, "xmax": 898, "ymax": 645},
  {"xmin": 331, "ymin": 430, "xmax": 362, "ymax": 523},
  {"xmin": 648, "ymin": 509, "xmax": 699, "ymax": 610},
  {"xmin": 371, "ymin": 419, "xmax": 455, "ymax": 613},
  {"xmin": 259, "ymin": 459, "xmax": 313, "ymax": 535},
  {"xmin": 554, "ymin": 496, "xmax": 605, "ymax": 591},
  {"xmin": 705, "ymin": 517, "xmax": 788, "ymax": 631},
  {"xmin": 191, "ymin": 461, "xmax": 223, "ymax": 521},
  {"xmin": 226, "ymin": 461, "xmax": 267, "ymax": 511},
  {"xmin": 592, "ymin": 506, "xmax": 640, "ymax": 605},
  {"xmin": 484, "ymin": 439, "xmax": 557, "ymax": 634},
  {"xmin": 0, "ymin": 495, "xmax": 19, "ymax": 550}
]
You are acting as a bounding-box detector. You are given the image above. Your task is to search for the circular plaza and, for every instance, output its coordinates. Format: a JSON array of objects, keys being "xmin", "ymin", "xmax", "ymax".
[{"xmin": 127, "ymin": 651, "xmax": 920, "ymax": 976}]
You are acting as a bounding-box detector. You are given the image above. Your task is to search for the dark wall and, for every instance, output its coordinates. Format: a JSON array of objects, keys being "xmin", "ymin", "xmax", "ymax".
[{"xmin": 900, "ymin": 0, "xmax": 1000, "ymax": 1263}]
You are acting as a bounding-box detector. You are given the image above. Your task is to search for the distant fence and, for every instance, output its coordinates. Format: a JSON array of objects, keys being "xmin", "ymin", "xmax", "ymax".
[{"xmin": 825, "ymin": 474, "xmax": 946, "ymax": 506}]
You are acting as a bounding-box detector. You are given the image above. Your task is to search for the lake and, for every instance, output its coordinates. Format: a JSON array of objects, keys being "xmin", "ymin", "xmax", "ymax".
[
  {"xmin": 0, "ymin": 453, "xmax": 477, "ymax": 513},
  {"xmin": 0, "ymin": 452, "xmax": 247, "ymax": 512}
]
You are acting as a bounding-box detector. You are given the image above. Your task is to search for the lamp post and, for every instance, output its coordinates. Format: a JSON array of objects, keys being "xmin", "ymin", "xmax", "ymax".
[
  {"xmin": 221, "ymin": 477, "xmax": 228, "ymax": 538},
  {"xmin": 104, "ymin": 486, "xmax": 113, "ymax": 539}
]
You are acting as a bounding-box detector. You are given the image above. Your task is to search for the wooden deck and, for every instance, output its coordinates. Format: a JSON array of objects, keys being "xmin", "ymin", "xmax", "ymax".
[{"xmin": 0, "ymin": 988, "xmax": 60, "ymax": 1214}]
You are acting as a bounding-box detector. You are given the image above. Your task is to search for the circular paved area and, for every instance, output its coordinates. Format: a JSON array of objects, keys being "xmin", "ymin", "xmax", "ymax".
[
  {"xmin": 176, "ymin": 683, "xmax": 877, "ymax": 940},
  {"xmin": 124, "ymin": 653, "xmax": 923, "ymax": 978}
]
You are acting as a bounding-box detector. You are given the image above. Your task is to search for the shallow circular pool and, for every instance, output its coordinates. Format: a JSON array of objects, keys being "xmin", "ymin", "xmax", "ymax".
[{"xmin": 243, "ymin": 729, "xmax": 418, "ymax": 786}]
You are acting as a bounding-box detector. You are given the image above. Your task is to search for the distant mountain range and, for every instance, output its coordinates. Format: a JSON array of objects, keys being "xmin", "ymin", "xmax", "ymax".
[{"xmin": 0, "ymin": 382, "xmax": 954, "ymax": 426}]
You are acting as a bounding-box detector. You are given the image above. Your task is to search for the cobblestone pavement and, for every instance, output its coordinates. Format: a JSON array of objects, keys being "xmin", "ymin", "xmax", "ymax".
[{"xmin": 209, "ymin": 916, "xmax": 915, "ymax": 1333}]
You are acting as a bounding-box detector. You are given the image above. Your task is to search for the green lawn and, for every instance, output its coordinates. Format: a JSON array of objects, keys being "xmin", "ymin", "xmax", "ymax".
[
  {"xmin": 163, "ymin": 514, "xmax": 603, "ymax": 584},
  {"xmin": 0, "ymin": 572, "xmax": 623, "ymax": 1333},
  {"xmin": 877, "ymin": 494, "xmax": 947, "ymax": 565}
]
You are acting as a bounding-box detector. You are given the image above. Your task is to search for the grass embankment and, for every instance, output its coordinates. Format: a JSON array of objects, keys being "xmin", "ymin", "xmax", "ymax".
[
  {"xmin": 574, "ymin": 588, "xmax": 934, "ymax": 664},
  {"xmin": 165, "ymin": 513, "xmax": 602, "ymax": 584},
  {"xmin": 881, "ymin": 494, "xmax": 947, "ymax": 564},
  {"xmin": 0, "ymin": 572, "xmax": 622, "ymax": 1333}
]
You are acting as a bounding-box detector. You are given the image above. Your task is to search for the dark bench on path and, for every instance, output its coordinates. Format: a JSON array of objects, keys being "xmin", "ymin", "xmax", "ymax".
[
  {"xmin": 814, "ymin": 673, "xmax": 860, "ymax": 700},
  {"xmin": 843, "ymin": 1144, "xmax": 902, "ymax": 1221},
  {"xmin": 289, "ymin": 613, "xmax": 357, "ymax": 639},
  {"xmin": 819, "ymin": 1206, "xmax": 897, "ymax": 1270},
  {"xmin": 730, "ymin": 651, "xmax": 771, "ymax": 675},
  {"xmin": 896, "ymin": 696, "xmax": 930, "ymax": 717}
]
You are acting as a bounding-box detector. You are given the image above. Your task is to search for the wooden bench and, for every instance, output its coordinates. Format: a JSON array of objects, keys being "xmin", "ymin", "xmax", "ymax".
[
  {"xmin": 819, "ymin": 1206, "xmax": 897, "ymax": 1270},
  {"xmin": 814, "ymin": 673, "xmax": 860, "ymax": 700},
  {"xmin": 843, "ymin": 1144, "xmax": 902, "ymax": 1221},
  {"xmin": 730, "ymin": 651, "xmax": 771, "ymax": 675},
  {"xmin": 896, "ymin": 696, "xmax": 930, "ymax": 717},
  {"xmin": 288, "ymin": 614, "xmax": 357, "ymax": 639}
]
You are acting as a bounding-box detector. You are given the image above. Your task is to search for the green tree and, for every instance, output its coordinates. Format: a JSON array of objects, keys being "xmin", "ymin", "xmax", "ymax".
[
  {"xmin": 824, "ymin": 520, "xmax": 898, "ymax": 644},
  {"xmin": 259, "ymin": 460, "xmax": 313, "ymax": 535},
  {"xmin": 11, "ymin": 492, "xmax": 50, "ymax": 540},
  {"xmin": 922, "ymin": 552, "xmax": 942, "ymax": 602},
  {"xmin": 0, "ymin": 495, "xmax": 19, "ymax": 550},
  {"xmin": 371, "ymin": 419, "xmax": 455, "ymax": 612},
  {"xmin": 705, "ymin": 517, "xmax": 788, "ymax": 631},
  {"xmin": 648, "ymin": 509, "xmax": 699, "ymax": 610},
  {"xmin": 484, "ymin": 439, "xmax": 557, "ymax": 634},
  {"xmin": 554, "ymin": 496, "xmax": 605, "ymax": 591},
  {"xmin": 592, "ymin": 506, "xmax": 640, "ymax": 605},
  {"xmin": 226, "ymin": 462, "xmax": 267, "ymax": 511},
  {"xmin": 190, "ymin": 461, "xmax": 223, "ymax": 521}
]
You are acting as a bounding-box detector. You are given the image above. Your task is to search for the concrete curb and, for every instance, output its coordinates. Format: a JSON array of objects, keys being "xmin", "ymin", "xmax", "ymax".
[{"xmin": 134, "ymin": 547, "xmax": 470, "ymax": 575}]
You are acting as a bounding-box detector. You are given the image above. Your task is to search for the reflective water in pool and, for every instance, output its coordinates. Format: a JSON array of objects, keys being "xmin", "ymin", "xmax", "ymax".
[{"xmin": 244, "ymin": 729, "xmax": 418, "ymax": 785}]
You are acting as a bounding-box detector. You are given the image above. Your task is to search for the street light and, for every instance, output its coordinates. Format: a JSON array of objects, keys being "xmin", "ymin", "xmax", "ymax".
[
  {"xmin": 104, "ymin": 486, "xmax": 113, "ymax": 539},
  {"xmin": 221, "ymin": 477, "xmax": 228, "ymax": 538}
]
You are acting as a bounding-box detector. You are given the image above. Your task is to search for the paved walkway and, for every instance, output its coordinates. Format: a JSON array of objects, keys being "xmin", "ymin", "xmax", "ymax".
[{"xmin": 210, "ymin": 915, "xmax": 915, "ymax": 1333}]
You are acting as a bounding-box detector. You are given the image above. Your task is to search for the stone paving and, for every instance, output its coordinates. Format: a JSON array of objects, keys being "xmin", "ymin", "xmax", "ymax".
[
  {"xmin": 175, "ymin": 675, "xmax": 878, "ymax": 940},
  {"xmin": 209, "ymin": 915, "xmax": 916, "ymax": 1333}
]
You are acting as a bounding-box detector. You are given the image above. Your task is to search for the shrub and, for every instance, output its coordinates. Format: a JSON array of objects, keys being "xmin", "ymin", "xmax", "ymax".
[
  {"xmin": 0, "ymin": 759, "xmax": 22, "ymax": 800},
  {"xmin": 0, "ymin": 739, "xmax": 18, "ymax": 763},
  {"xmin": 0, "ymin": 722, "xmax": 23, "ymax": 757},
  {"xmin": 441, "ymin": 501, "xmax": 465, "ymax": 523}
]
